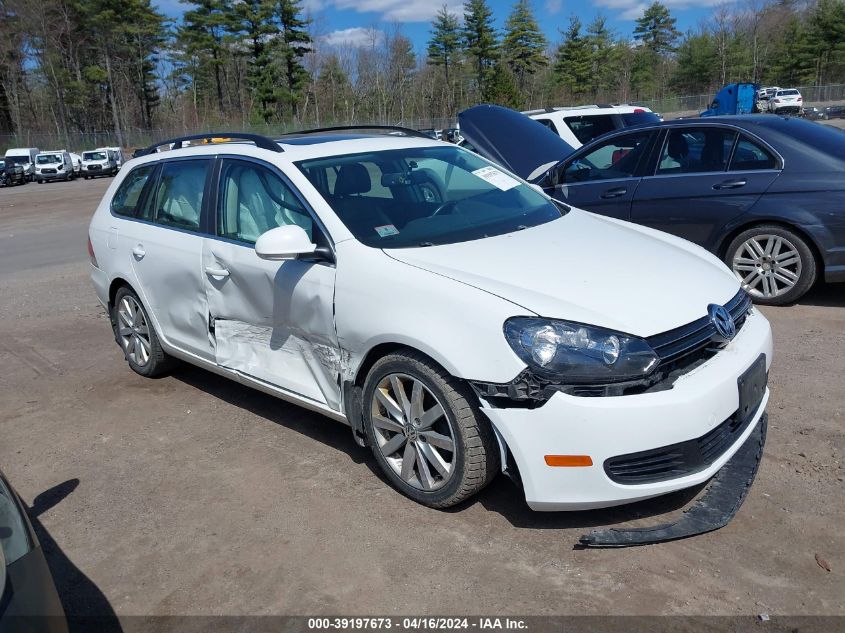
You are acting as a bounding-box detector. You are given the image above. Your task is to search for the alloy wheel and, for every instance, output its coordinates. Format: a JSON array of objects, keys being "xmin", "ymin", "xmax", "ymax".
[
  {"xmin": 370, "ymin": 373, "xmax": 456, "ymax": 492},
  {"xmin": 116, "ymin": 295, "xmax": 152, "ymax": 367},
  {"xmin": 732, "ymin": 234, "xmax": 802, "ymax": 300}
]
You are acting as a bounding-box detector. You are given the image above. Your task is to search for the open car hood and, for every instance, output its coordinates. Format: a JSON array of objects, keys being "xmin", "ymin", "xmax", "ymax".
[{"xmin": 458, "ymin": 105, "xmax": 576, "ymax": 181}]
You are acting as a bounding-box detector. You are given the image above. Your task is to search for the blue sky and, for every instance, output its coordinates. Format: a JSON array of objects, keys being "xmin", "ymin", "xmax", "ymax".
[{"xmin": 153, "ymin": 0, "xmax": 721, "ymax": 53}]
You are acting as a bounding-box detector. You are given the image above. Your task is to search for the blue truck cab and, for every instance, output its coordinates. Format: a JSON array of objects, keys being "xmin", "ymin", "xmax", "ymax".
[{"xmin": 700, "ymin": 83, "xmax": 758, "ymax": 117}]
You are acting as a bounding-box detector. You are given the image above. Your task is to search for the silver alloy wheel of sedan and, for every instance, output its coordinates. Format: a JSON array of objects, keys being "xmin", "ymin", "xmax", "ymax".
[
  {"xmin": 731, "ymin": 234, "xmax": 802, "ymax": 300},
  {"xmin": 117, "ymin": 295, "xmax": 152, "ymax": 367},
  {"xmin": 370, "ymin": 373, "xmax": 456, "ymax": 492}
]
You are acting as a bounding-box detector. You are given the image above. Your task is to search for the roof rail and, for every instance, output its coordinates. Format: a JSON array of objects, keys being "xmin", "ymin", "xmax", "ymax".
[
  {"xmin": 138, "ymin": 132, "xmax": 282, "ymax": 157},
  {"xmin": 281, "ymin": 125, "xmax": 432, "ymax": 140}
]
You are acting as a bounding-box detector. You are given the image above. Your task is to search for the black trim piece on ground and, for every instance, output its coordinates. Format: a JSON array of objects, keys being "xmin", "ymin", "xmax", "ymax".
[{"xmin": 578, "ymin": 413, "xmax": 767, "ymax": 548}]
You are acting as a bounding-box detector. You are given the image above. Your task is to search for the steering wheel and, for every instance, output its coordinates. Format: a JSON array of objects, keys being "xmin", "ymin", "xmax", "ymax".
[{"xmin": 432, "ymin": 200, "xmax": 458, "ymax": 216}]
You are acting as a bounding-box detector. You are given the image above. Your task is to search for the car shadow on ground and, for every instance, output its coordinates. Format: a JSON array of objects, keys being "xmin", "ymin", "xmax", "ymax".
[
  {"xmin": 796, "ymin": 283, "xmax": 844, "ymax": 308},
  {"xmin": 27, "ymin": 479, "xmax": 123, "ymax": 633},
  {"xmin": 173, "ymin": 365, "xmax": 707, "ymax": 536}
]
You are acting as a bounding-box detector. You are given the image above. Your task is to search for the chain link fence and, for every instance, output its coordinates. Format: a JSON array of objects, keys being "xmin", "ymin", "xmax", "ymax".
[{"xmin": 3, "ymin": 84, "xmax": 845, "ymax": 152}]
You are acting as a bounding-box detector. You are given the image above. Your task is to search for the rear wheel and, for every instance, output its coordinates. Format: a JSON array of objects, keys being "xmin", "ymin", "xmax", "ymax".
[
  {"xmin": 112, "ymin": 286, "xmax": 176, "ymax": 377},
  {"xmin": 363, "ymin": 351, "xmax": 499, "ymax": 508},
  {"xmin": 725, "ymin": 225, "xmax": 817, "ymax": 305}
]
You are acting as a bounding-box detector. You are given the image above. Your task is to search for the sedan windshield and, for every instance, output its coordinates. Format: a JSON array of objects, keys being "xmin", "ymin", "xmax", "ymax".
[
  {"xmin": 36, "ymin": 154, "xmax": 61, "ymax": 164},
  {"xmin": 84, "ymin": 152, "xmax": 107, "ymax": 161},
  {"xmin": 295, "ymin": 146, "xmax": 564, "ymax": 248}
]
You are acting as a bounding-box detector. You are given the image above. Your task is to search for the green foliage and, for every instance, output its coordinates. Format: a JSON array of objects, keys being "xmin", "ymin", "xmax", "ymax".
[
  {"xmin": 501, "ymin": 0, "xmax": 547, "ymax": 90},
  {"xmin": 672, "ymin": 31, "xmax": 717, "ymax": 93},
  {"xmin": 633, "ymin": 2, "xmax": 680, "ymax": 54},
  {"xmin": 428, "ymin": 5, "xmax": 462, "ymax": 77},
  {"xmin": 554, "ymin": 17, "xmax": 592, "ymax": 98},
  {"xmin": 463, "ymin": 0, "xmax": 499, "ymax": 96}
]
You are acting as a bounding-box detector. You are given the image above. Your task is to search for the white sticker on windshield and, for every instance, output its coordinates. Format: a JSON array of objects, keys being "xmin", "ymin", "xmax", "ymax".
[
  {"xmin": 472, "ymin": 166, "xmax": 519, "ymax": 191},
  {"xmin": 374, "ymin": 224, "xmax": 399, "ymax": 237}
]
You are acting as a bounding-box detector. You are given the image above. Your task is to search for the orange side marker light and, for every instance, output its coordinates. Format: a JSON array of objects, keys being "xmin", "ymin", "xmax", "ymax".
[{"xmin": 544, "ymin": 455, "xmax": 593, "ymax": 467}]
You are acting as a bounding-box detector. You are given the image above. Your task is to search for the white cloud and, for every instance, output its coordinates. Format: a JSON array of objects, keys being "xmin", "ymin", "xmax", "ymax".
[
  {"xmin": 545, "ymin": 0, "xmax": 562, "ymax": 14},
  {"xmin": 595, "ymin": 0, "xmax": 724, "ymax": 20},
  {"xmin": 326, "ymin": 0, "xmax": 461, "ymax": 23},
  {"xmin": 321, "ymin": 27, "xmax": 386, "ymax": 47}
]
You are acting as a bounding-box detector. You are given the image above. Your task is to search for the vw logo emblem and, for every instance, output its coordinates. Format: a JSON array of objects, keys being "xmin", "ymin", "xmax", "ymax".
[{"xmin": 708, "ymin": 304, "xmax": 736, "ymax": 341}]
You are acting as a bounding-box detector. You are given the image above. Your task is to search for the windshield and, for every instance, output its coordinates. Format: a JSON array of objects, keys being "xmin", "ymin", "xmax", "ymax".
[
  {"xmin": 296, "ymin": 146, "xmax": 564, "ymax": 249},
  {"xmin": 84, "ymin": 151, "xmax": 107, "ymax": 161},
  {"xmin": 36, "ymin": 154, "xmax": 61, "ymax": 164},
  {"xmin": 778, "ymin": 90, "xmax": 799, "ymax": 96},
  {"xmin": 5, "ymin": 156, "xmax": 29, "ymax": 166}
]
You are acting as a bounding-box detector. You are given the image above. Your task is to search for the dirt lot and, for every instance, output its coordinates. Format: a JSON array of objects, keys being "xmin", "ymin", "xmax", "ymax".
[{"xmin": 0, "ymin": 176, "xmax": 842, "ymax": 620}]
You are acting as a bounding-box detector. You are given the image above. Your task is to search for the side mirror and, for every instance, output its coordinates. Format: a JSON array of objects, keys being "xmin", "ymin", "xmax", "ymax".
[{"xmin": 255, "ymin": 225, "xmax": 316, "ymax": 261}]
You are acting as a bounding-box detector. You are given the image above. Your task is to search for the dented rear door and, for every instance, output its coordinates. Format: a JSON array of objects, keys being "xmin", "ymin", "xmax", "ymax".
[{"xmin": 201, "ymin": 157, "xmax": 342, "ymax": 410}]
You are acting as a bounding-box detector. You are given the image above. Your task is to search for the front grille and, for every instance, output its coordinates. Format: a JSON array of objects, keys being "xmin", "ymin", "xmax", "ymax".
[
  {"xmin": 42, "ymin": 168, "xmax": 57, "ymax": 174},
  {"xmin": 604, "ymin": 403, "xmax": 759, "ymax": 484},
  {"xmin": 646, "ymin": 290, "xmax": 752, "ymax": 367},
  {"xmin": 87, "ymin": 164, "xmax": 101, "ymax": 171}
]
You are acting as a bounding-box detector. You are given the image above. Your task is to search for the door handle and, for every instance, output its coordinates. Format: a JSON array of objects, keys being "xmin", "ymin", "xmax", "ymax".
[
  {"xmin": 600, "ymin": 187, "xmax": 627, "ymax": 199},
  {"xmin": 132, "ymin": 245, "xmax": 145, "ymax": 259},
  {"xmin": 713, "ymin": 179, "xmax": 747, "ymax": 190},
  {"xmin": 204, "ymin": 266, "xmax": 230, "ymax": 278}
]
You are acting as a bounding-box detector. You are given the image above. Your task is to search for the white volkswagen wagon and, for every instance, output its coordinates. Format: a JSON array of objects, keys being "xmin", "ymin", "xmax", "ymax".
[{"xmin": 88, "ymin": 130, "xmax": 772, "ymax": 516}]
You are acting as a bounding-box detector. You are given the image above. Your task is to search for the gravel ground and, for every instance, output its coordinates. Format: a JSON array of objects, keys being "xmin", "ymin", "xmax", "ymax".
[{"xmin": 0, "ymin": 177, "xmax": 842, "ymax": 620}]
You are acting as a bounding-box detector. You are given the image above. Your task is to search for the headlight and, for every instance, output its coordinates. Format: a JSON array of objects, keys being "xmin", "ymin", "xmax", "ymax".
[
  {"xmin": 0, "ymin": 474, "xmax": 33, "ymax": 567},
  {"xmin": 504, "ymin": 317, "xmax": 659, "ymax": 384}
]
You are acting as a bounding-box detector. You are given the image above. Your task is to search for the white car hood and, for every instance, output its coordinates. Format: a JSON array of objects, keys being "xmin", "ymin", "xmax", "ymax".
[{"xmin": 384, "ymin": 209, "xmax": 740, "ymax": 338}]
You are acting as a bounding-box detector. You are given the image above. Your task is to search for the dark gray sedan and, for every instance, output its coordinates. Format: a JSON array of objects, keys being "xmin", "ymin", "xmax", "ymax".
[{"xmin": 460, "ymin": 107, "xmax": 845, "ymax": 305}]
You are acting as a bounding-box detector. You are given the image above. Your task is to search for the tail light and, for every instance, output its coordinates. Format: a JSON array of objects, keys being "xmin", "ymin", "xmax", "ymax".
[
  {"xmin": 774, "ymin": 99, "xmax": 781, "ymax": 103},
  {"xmin": 798, "ymin": 97, "xmax": 803, "ymax": 101},
  {"xmin": 87, "ymin": 235, "xmax": 99, "ymax": 268},
  {"xmin": 634, "ymin": 108, "xmax": 646, "ymax": 113}
]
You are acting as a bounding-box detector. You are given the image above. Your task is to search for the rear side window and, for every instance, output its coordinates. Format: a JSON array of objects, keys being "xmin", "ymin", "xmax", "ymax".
[
  {"xmin": 535, "ymin": 118, "xmax": 559, "ymax": 135},
  {"xmin": 730, "ymin": 137, "xmax": 778, "ymax": 171},
  {"xmin": 563, "ymin": 114, "xmax": 615, "ymax": 145},
  {"xmin": 657, "ymin": 128, "xmax": 737, "ymax": 174},
  {"xmin": 111, "ymin": 165, "xmax": 156, "ymax": 217},
  {"xmin": 146, "ymin": 160, "xmax": 209, "ymax": 231},
  {"xmin": 621, "ymin": 111, "xmax": 661, "ymax": 126}
]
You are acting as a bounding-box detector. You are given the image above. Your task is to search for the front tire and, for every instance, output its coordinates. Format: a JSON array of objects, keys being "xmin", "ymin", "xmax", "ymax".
[
  {"xmin": 725, "ymin": 224, "xmax": 817, "ymax": 305},
  {"xmin": 112, "ymin": 286, "xmax": 176, "ymax": 377},
  {"xmin": 363, "ymin": 351, "xmax": 499, "ymax": 508}
]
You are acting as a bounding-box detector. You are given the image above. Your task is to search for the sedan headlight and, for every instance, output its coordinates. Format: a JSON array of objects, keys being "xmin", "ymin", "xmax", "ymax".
[{"xmin": 504, "ymin": 317, "xmax": 659, "ymax": 384}]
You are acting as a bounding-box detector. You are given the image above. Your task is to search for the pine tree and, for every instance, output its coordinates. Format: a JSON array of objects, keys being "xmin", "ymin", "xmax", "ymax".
[
  {"xmin": 501, "ymin": 0, "xmax": 547, "ymax": 91},
  {"xmin": 463, "ymin": 0, "xmax": 499, "ymax": 99},
  {"xmin": 276, "ymin": 0, "xmax": 312, "ymax": 120},
  {"xmin": 633, "ymin": 2, "xmax": 680, "ymax": 54},
  {"xmin": 554, "ymin": 16, "xmax": 592, "ymax": 99},
  {"xmin": 586, "ymin": 16, "xmax": 614, "ymax": 98},
  {"xmin": 427, "ymin": 5, "xmax": 462, "ymax": 87},
  {"xmin": 672, "ymin": 31, "xmax": 718, "ymax": 94},
  {"xmin": 487, "ymin": 62, "xmax": 521, "ymax": 108},
  {"xmin": 179, "ymin": 0, "xmax": 232, "ymax": 114},
  {"xmin": 228, "ymin": 0, "xmax": 276, "ymax": 115}
]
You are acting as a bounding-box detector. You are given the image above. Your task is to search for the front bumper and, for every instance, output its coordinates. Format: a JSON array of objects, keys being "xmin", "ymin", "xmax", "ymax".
[
  {"xmin": 35, "ymin": 171, "xmax": 68, "ymax": 181},
  {"xmin": 481, "ymin": 308, "xmax": 773, "ymax": 511}
]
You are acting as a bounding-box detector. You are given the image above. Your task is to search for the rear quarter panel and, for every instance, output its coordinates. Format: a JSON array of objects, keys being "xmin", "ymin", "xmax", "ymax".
[{"xmin": 725, "ymin": 172, "xmax": 845, "ymax": 280}]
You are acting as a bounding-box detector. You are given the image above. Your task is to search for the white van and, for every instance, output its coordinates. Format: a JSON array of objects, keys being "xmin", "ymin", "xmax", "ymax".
[
  {"xmin": 70, "ymin": 153, "xmax": 82, "ymax": 175},
  {"xmin": 106, "ymin": 147, "xmax": 124, "ymax": 170},
  {"xmin": 81, "ymin": 148, "xmax": 119, "ymax": 178},
  {"xmin": 4, "ymin": 148, "xmax": 39, "ymax": 182},
  {"xmin": 34, "ymin": 150, "xmax": 75, "ymax": 183}
]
